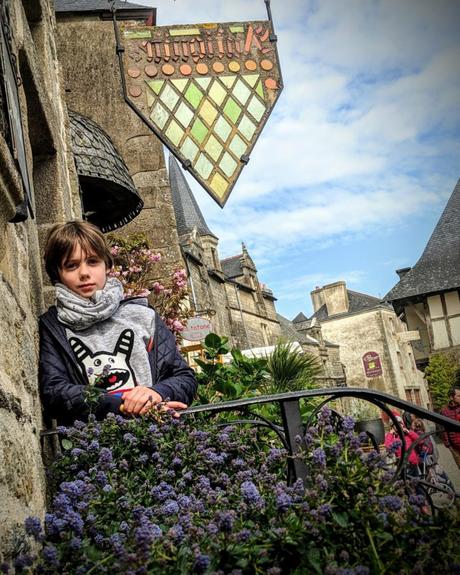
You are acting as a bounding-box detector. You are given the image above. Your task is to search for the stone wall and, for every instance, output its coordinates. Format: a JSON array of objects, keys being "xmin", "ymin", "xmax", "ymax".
[
  {"xmin": 318, "ymin": 307, "xmax": 430, "ymax": 406},
  {"xmin": 55, "ymin": 15, "xmax": 184, "ymax": 282},
  {"xmin": 225, "ymin": 283, "xmax": 280, "ymax": 349},
  {"xmin": 0, "ymin": 0, "xmax": 79, "ymax": 558}
]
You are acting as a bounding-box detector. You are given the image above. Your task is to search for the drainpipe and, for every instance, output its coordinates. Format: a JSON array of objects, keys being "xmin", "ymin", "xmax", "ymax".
[
  {"xmin": 234, "ymin": 283, "xmax": 250, "ymax": 348},
  {"xmin": 183, "ymin": 253, "xmax": 198, "ymax": 311}
]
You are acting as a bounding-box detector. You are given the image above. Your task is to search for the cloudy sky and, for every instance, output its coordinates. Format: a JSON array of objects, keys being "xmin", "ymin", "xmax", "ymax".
[{"xmin": 139, "ymin": 0, "xmax": 460, "ymax": 319}]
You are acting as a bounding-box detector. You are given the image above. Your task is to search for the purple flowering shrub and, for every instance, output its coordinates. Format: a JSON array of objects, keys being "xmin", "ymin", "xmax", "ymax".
[{"xmin": 7, "ymin": 408, "xmax": 460, "ymax": 574}]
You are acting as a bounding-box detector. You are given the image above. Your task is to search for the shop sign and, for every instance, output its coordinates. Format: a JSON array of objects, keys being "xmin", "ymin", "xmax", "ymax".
[
  {"xmin": 362, "ymin": 351, "xmax": 383, "ymax": 378},
  {"xmin": 182, "ymin": 316, "xmax": 212, "ymax": 341},
  {"xmin": 118, "ymin": 19, "xmax": 283, "ymax": 206}
]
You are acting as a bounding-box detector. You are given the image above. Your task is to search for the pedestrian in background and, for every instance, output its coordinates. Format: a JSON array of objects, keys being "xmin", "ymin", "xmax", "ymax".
[{"xmin": 440, "ymin": 382, "xmax": 460, "ymax": 469}]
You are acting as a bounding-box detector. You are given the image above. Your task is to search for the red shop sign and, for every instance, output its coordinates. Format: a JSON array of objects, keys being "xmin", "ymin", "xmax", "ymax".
[{"xmin": 362, "ymin": 351, "xmax": 383, "ymax": 378}]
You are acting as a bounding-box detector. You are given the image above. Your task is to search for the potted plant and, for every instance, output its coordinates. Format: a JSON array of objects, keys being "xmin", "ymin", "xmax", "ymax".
[{"xmin": 348, "ymin": 398, "xmax": 385, "ymax": 445}]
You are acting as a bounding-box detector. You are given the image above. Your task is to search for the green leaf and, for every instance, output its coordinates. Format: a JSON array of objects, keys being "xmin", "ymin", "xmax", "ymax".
[
  {"xmin": 307, "ymin": 547, "xmax": 322, "ymax": 574},
  {"xmin": 332, "ymin": 511, "xmax": 349, "ymax": 527},
  {"xmin": 204, "ymin": 332, "xmax": 224, "ymax": 350},
  {"xmin": 61, "ymin": 438, "xmax": 73, "ymax": 451}
]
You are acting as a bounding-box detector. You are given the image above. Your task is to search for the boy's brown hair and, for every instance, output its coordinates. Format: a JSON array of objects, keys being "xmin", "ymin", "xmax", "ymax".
[{"xmin": 44, "ymin": 220, "xmax": 113, "ymax": 284}]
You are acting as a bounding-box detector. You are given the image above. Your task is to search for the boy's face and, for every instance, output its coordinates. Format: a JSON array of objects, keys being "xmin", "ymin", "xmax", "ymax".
[{"xmin": 58, "ymin": 243, "xmax": 107, "ymax": 299}]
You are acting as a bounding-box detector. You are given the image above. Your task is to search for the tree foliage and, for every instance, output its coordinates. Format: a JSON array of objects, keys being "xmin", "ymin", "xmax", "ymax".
[{"xmin": 424, "ymin": 353, "xmax": 459, "ymax": 410}]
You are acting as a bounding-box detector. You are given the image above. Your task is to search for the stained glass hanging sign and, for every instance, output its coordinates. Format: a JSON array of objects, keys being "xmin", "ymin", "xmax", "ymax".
[{"xmin": 118, "ymin": 20, "xmax": 283, "ymax": 207}]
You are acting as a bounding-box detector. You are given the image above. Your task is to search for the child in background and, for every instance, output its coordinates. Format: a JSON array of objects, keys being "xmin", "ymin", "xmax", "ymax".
[
  {"xmin": 39, "ymin": 220, "xmax": 197, "ymax": 426},
  {"xmin": 384, "ymin": 413, "xmax": 420, "ymax": 476}
]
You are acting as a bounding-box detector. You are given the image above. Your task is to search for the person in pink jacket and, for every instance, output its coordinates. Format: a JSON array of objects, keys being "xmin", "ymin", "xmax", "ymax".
[
  {"xmin": 440, "ymin": 385, "xmax": 460, "ymax": 469},
  {"xmin": 384, "ymin": 413, "xmax": 420, "ymax": 476}
]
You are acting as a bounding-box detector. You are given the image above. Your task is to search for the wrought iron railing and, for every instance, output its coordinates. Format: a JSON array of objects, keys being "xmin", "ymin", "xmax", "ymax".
[{"xmin": 184, "ymin": 387, "xmax": 460, "ymax": 510}]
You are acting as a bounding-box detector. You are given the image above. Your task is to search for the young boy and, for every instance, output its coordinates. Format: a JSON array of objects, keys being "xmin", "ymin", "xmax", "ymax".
[{"xmin": 39, "ymin": 220, "xmax": 197, "ymax": 425}]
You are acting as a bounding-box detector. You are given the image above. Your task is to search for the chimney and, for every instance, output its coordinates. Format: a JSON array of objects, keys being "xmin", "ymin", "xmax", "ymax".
[
  {"xmin": 311, "ymin": 286, "xmax": 325, "ymax": 312},
  {"xmin": 396, "ymin": 267, "xmax": 411, "ymax": 279},
  {"xmin": 312, "ymin": 281, "xmax": 349, "ymax": 317}
]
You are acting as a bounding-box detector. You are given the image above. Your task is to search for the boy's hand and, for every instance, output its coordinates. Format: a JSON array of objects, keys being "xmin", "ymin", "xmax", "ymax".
[
  {"xmin": 120, "ymin": 387, "xmax": 188, "ymax": 417},
  {"xmin": 121, "ymin": 386, "xmax": 162, "ymax": 415}
]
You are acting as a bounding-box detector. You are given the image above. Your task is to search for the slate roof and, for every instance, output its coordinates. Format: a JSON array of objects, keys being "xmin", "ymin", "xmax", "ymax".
[
  {"xmin": 292, "ymin": 312, "xmax": 309, "ymax": 324},
  {"xmin": 277, "ymin": 314, "xmax": 315, "ymax": 345},
  {"xmin": 221, "ymin": 255, "xmax": 243, "ymax": 278},
  {"xmin": 168, "ymin": 155, "xmax": 216, "ymax": 238},
  {"xmin": 54, "ymin": 0, "xmax": 152, "ymax": 12},
  {"xmin": 311, "ymin": 289, "xmax": 389, "ymax": 321},
  {"xmin": 386, "ymin": 179, "xmax": 460, "ymax": 302}
]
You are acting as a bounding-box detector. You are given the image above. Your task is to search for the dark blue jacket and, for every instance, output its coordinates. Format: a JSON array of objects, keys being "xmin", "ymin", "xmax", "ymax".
[{"xmin": 39, "ymin": 299, "xmax": 197, "ymax": 425}]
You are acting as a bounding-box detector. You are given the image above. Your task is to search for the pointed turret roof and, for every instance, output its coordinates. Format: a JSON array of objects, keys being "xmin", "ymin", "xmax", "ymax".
[
  {"xmin": 168, "ymin": 155, "xmax": 217, "ymax": 239},
  {"xmin": 386, "ymin": 179, "xmax": 460, "ymax": 302},
  {"xmin": 292, "ymin": 312, "xmax": 308, "ymax": 324}
]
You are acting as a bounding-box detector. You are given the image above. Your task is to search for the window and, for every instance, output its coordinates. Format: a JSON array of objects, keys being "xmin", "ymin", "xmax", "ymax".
[
  {"xmin": 405, "ymin": 388, "xmax": 422, "ymax": 406},
  {"xmin": 211, "ymin": 248, "xmax": 219, "ymax": 270},
  {"xmin": 0, "ymin": 2, "xmax": 34, "ymax": 220}
]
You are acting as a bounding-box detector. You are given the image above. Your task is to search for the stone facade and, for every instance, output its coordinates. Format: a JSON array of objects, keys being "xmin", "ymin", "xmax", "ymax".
[
  {"xmin": 293, "ymin": 281, "xmax": 430, "ymax": 407},
  {"xmin": 169, "ymin": 156, "xmax": 281, "ymax": 352},
  {"xmin": 277, "ymin": 314, "xmax": 346, "ymax": 387},
  {"xmin": 0, "ymin": 0, "xmax": 80, "ymax": 557},
  {"xmin": 221, "ymin": 246, "xmax": 280, "ymax": 349},
  {"xmin": 181, "ymin": 233, "xmax": 281, "ymax": 351}
]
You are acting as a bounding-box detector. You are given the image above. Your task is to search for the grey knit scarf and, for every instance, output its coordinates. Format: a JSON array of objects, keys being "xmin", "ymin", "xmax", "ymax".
[{"xmin": 55, "ymin": 277, "xmax": 124, "ymax": 331}]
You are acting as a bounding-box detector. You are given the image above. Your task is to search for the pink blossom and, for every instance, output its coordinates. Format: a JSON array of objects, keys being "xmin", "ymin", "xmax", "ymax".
[
  {"xmin": 137, "ymin": 288, "xmax": 151, "ymax": 297},
  {"xmin": 148, "ymin": 253, "xmax": 161, "ymax": 263},
  {"xmin": 110, "ymin": 246, "xmax": 120, "ymax": 256},
  {"xmin": 152, "ymin": 282, "xmax": 164, "ymax": 294},
  {"xmin": 172, "ymin": 320, "xmax": 184, "ymax": 332}
]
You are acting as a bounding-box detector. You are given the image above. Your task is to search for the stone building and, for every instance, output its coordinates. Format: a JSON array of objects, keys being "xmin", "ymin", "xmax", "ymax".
[
  {"xmin": 385, "ymin": 179, "xmax": 460, "ymax": 368},
  {"xmin": 293, "ymin": 281, "xmax": 430, "ymax": 407},
  {"xmin": 277, "ymin": 314, "xmax": 346, "ymax": 387},
  {"xmin": 169, "ymin": 155, "xmax": 281, "ymax": 351},
  {"xmin": 0, "ymin": 0, "xmax": 82, "ymax": 556}
]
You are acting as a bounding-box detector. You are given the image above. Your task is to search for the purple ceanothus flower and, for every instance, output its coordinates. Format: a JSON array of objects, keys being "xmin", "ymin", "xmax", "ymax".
[
  {"xmin": 168, "ymin": 524, "xmax": 185, "ymax": 542},
  {"xmin": 216, "ymin": 511, "xmax": 235, "ymax": 532},
  {"xmin": 69, "ymin": 537, "xmax": 82, "ymax": 550},
  {"xmin": 342, "ymin": 415, "xmax": 355, "ymax": 432},
  {"xmin": 193, "ymin": 554, "xmax": 210, "ymax": 573},
  {"xmin": 134, "ymin": 521, "xmax": 162, "ymax": 551},
  {"xmin": 123, "ymin": 433, "xmax": 137, "ymax": 445},
  {"xmin": 42, "ymin": 545, "xmax": 59, "ymax": 567},
  {"xmin": 240, "ymin": 481, "xmax": 264, "ymax": 507},
  {"xmin": 13, "ymin": 555, "xmax": 34, "ymax": 571},
  {"xmin": 161, "ymin": 500, "xmax": 179, "ymax": 516},
  {"xmin": 98, "ymin": 447, "xmax": 114, "ymax": 470},
  {"xmin": 312, "ymin": 447, "xmax": 327, "ymax": 467},
  {"xmin": 236, "ymin": 528, "xmax": 251, "ymax": 542},
  {"xmin": 380, "ymin": 495, "xmax": 403, "ymax": 511},
  {"xmin": 88, "ymin": 440, "xmax": 99, "ymax": 452},
  {"xmin": 24, "ymin": 516, "xmax": 42, "ymax": 540}
]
